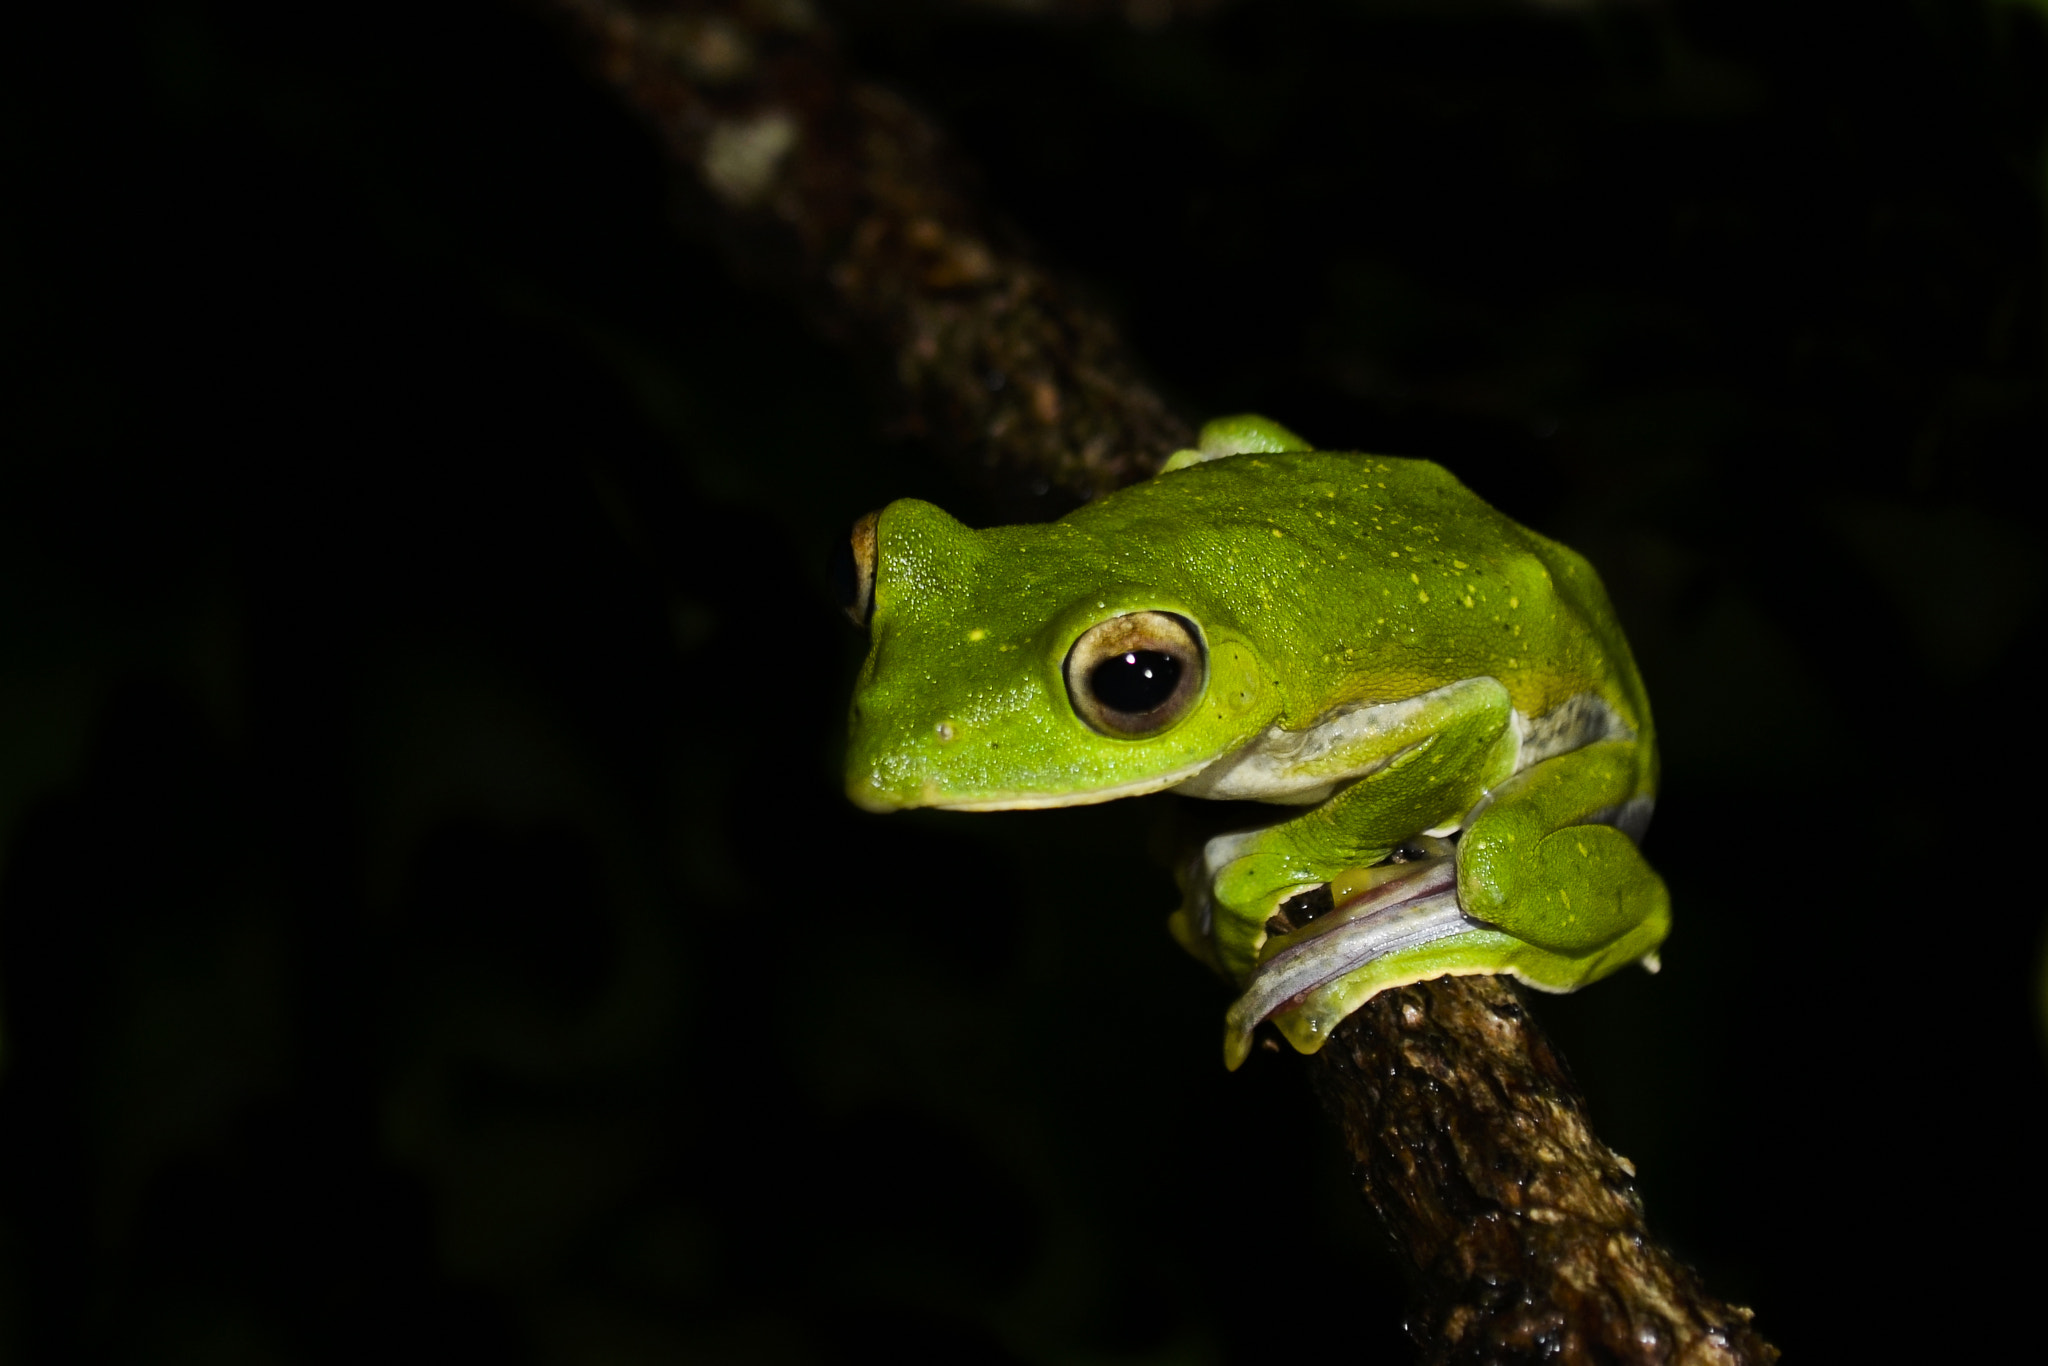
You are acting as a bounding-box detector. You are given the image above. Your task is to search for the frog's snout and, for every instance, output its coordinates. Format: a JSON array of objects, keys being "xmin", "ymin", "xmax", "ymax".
[{"xmin": 843, "ymin": 696, "xmax": 927, "ymax": 813}]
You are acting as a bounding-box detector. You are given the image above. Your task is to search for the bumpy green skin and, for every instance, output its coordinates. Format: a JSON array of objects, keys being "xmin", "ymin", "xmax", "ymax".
[{"xmin": 845, "ymin": 418, "xmax": 1669, "ymax": 1067}]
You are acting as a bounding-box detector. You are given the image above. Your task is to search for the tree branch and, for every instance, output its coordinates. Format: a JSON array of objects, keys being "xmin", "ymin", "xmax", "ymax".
[
  {"xmin": 547, "ymin": 0, "xmax": 1189, "ymax": 499},
  {"xmin": 538, "ymin": 3, "xmax": 1778, "ymax": 1360},
  {"xmin": 1308, "ymin": 977, "xmax": 1776, "ymax": 1364}
]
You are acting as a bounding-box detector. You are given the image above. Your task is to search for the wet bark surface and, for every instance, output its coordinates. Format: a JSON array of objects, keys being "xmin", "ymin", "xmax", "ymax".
[
  {"xmin": 539, "ymin": 3, "xmax": 1780, "ymax": 1359},
  {"xmin": 1308, "ymin": 978, "xmax": 1776, "ymax": 1364}
]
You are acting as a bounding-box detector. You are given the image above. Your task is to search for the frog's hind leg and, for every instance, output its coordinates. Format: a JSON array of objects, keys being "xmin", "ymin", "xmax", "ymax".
[
  {"xmin": 1456, "ymin": 738, "xmax": 1670, "ymax": 991},
  {"xmin": 1214, "ymin": 739, "xmax": 1666, "ymax": 1068}
]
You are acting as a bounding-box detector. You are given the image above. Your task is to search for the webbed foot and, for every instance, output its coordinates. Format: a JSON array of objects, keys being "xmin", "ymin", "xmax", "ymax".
[{"xmin": 1221, "ymin": 846, "xmax": 1474, "ymax": 1069}]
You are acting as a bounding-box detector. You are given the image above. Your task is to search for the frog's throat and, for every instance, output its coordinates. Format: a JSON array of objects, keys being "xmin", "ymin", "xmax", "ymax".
[
  {"xmin": 1221, "ymin": 860, "xmax": 1467, "ymax": 1064},
  {"xmin": 931, "ymin": 759, "xmax": 1218, "ymax": 812}
]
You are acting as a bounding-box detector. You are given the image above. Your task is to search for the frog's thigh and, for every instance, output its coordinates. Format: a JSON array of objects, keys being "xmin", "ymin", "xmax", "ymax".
[{"xmin": 1458, "ymin": 740, "xmax": 1668, "ymax": 957}]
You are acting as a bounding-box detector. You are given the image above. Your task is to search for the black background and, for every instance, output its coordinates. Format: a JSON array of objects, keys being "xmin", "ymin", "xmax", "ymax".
[{"xmin": 3, "ymin": 0, "xmax": 2045, "ymax": 1361}]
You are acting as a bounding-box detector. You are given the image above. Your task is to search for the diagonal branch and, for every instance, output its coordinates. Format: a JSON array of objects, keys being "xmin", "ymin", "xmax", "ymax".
[
  {"xmin": 547, "ymin": 0, "xmax": 1189, "ymax": 499},
  {"xmin": 537, "ymin": 3, "xmax": 1778, "ymax": 1360},
  {"xmin": 1308, "ymin": 976, "xmax": 1776, "ymax": 1364}
]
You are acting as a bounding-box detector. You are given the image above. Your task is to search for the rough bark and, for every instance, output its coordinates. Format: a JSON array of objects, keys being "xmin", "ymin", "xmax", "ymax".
[
  {"xmin": 538, "ymin": 3, "xmax": 1779, "ymax": 1360},
  {"xmin": 545, "ymin": 0, "xmax": 1190, "ymax": 501},
  {"xmin": 1307, "ymin": 977, "xmax": 1776, "ymax": 1364}
]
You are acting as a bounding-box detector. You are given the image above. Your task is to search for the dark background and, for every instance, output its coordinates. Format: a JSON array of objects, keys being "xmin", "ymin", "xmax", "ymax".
[{"xmin": 3, "ymin": 0, "xmax": 2045, "ymax": 1361}]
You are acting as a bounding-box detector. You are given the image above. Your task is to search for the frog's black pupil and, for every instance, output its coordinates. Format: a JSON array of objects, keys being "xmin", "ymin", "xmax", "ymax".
[
  {"xmin": 828, "ymin": 535, "xmax": 861, "ymax": 614},
  {"xmin": 1090, "ymin": 650, "xmax": 1182, "ymax": 714}
]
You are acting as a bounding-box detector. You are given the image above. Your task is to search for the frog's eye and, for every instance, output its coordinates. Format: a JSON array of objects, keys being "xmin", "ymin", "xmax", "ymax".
[
  {"xmin": 832, "ymin": 510, "xmax": 881, "ymax": 628},
  {"xmin": 1065, "ymin": 611, "xmax": 1206, "ymax": 737}
]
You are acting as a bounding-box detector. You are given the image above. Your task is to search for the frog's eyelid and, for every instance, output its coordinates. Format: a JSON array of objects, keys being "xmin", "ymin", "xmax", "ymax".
[{"xmin": 834, "ymin": 510, "xmax": 881, "ymax": 628}]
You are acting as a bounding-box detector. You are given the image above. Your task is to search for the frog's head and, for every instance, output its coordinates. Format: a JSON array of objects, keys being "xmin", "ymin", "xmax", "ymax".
[{"xmin": 840, "ymin": 499, "xmax": 1279, "ymax": 813}]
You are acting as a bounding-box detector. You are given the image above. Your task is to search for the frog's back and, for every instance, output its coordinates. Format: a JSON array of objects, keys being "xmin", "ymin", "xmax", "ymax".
[{"xmin": 1066, "ymin": 449, "xmax": 1650, "ymax": 738}]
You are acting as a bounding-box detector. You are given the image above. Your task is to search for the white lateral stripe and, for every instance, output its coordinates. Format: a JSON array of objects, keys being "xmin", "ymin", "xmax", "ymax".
[
  {"xmin": 1512, "ymin": 692, "xmax": 1633, "ymax": 772},
  {"xmin": 1177, "ymin": 677, "xmax": 1505, "ymax": 802}
]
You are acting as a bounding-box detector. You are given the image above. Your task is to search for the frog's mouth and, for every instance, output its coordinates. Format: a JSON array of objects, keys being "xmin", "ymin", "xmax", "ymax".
[
  {"xmin": 928, "ymin": 757, "xmax": 1219, "ymax": 813},
  {"xmin": 1221, "ymin": 855, "xmax": 1470, "ymax": 1065}
]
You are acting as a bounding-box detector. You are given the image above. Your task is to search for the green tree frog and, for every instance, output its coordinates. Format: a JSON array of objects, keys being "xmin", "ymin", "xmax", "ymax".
[{"xmin": 838, "ymin": 417, "xmax": 1669, "ymax": 1068}]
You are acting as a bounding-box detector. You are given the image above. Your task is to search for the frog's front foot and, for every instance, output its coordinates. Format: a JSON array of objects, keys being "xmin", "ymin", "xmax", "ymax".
[{"xmin": 1221, "ymin": 851, "xmax": 1473, "ymax": 1069}]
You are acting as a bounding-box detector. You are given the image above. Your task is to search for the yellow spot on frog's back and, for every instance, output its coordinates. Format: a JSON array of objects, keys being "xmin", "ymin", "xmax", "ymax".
[
  {"xmin": 966, "ymin": 628, "xmax": 987, "ymax": 642},
  {"xmin": 1453, "ymin": 560, "xmax": 1468, "ymax": 569},
  {"xmin": 1417, "ymin": 589, "xmax": 1430, "ymax": 603},
  {"xmin": 1410, "ymin": 572, "xmax": 1420, "ymax": 584},
  {"xmin": 1271, "ymin": 528, "xmax": 1284, "ymax": 538},
  {"xmin": 1509, "ymin": 596, "xmax": 1520, "ymax": 609},
  {"xmin": 1463, "ymin": 596, "xmax": 1474, "ymax": 607}
]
